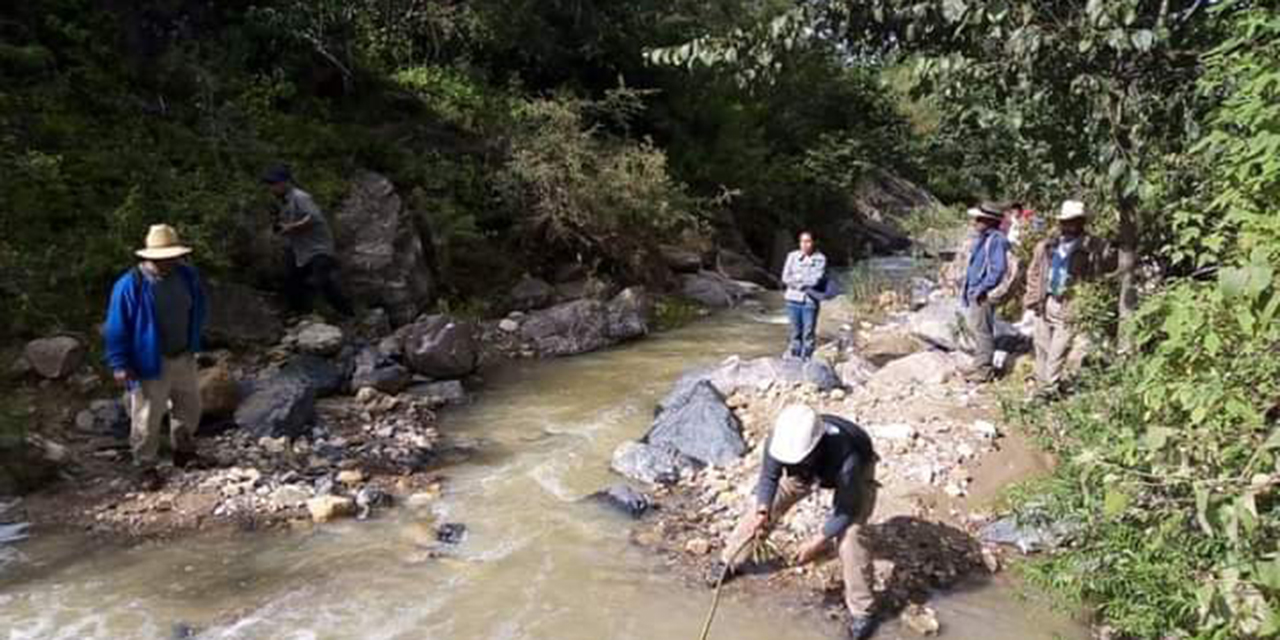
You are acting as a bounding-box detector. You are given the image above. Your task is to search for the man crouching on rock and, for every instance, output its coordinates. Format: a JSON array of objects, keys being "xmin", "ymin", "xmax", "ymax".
[
  {"xmin": 708, "ymin": 404, "xmax": 881, "ymax": 640},
  {"xmin": 104, "ymin": 224, "xmax": 211, "ymax": 491}
]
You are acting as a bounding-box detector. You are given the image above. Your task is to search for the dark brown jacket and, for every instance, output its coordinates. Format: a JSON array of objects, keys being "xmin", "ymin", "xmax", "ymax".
[{"xmin": 1023, "ymin": 234, "xmax": 1114, "ymax": 310}]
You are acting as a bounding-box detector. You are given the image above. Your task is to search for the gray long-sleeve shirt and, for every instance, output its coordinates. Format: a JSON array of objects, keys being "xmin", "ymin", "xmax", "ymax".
[
  {"xmin": 755, "ymin": 415, "xmax": 877, "ymax": 539},
  {"xmin": 781, "ymin": 250, "xmax": 826, "ymax": 304},
  {"xmin": 280, "ymin": 188, "xmax": 336, "ymax": 267}
]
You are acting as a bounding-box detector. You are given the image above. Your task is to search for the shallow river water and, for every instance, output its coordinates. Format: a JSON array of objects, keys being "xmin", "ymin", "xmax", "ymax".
[{"xmin": 0, "ymin": 305, "xmax": 1086, "ymax": 640}]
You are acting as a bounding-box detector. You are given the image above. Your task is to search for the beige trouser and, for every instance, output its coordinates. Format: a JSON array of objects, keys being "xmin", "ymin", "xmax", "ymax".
[
  {"xmin": 720, "ymin": 465, "xmax": 879, "ymax": 616},
  {"xmin": 964, "ymin": 301, "xmax": 996, "ymax": 373},
  {"xmin": 129, "ymin": 354, "xmax": 201, "ymax": 467},
  {"xmin": 1034, "ymin": 296, "xmax": 1077, "ymax": 390}
]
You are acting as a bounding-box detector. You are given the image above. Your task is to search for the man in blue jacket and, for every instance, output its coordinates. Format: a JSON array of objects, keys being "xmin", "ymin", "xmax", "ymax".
[
  {"xmin": 961, "ymin": 203, "xmax": 1010, "ymax": 383},
  {"xmin": 104, "ymin": 224, "xmax": 209, "ymax": 489}
]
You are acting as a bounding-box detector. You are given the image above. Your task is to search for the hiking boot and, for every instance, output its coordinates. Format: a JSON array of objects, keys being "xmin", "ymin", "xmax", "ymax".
[
  {"xmin": 704, "ymin": 560, "xmax": 739, "ymax": 588},
  {"xmin": 136, "ymin": 467, "xmax": 164, "ymax": 491},
  {"xmin": 172, "ymin": 450, "xmax": 215, "ymax": 470},
  {"xmin": 847, "ymin": 615, "xmax": 879, "ymax": 640}
]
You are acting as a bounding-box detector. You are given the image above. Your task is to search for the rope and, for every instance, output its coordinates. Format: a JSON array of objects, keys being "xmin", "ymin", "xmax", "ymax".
[{"xmin": 698, "ymin": 561, "xmax": 730, "ymax": 640}]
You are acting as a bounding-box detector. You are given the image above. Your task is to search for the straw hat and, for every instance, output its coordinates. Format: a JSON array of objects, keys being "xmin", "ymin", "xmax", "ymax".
[
  {"xmin": 135, "ymin": 224, "xmax": 193, "ymax": 260},
  {"xmin": 1058, "ymin": 200, "xmax": 1088, "ymax": 221},
  {"xmin": 768, "ymin": 404, "xmax": 824, "ymax": 464},
  {"xmin": 966, "ymin": 201, "xmax": 1004, "ymax": 221}
]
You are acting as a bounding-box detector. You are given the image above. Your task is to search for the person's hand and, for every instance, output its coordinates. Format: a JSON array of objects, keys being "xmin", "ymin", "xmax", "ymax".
[
  {"xmin": 977, "ymin": 293, "xmax": 989, "ymax": 305},
  {"xmin": 794, "ymin": 535, "xmax": 830, "ymax": 566},
  {"xmin": 749, "ymin": 508, "xmax": 770, "ymax": 537},
  {"xmin": 113, "ymin": 369, "xmax": 133, "ymax": 386}
]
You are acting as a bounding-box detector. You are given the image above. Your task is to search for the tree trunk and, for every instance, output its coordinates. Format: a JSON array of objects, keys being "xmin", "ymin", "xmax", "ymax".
[{"xmin": 1116, "ymin": 196, "xmax": 1140, "ymax": 352}]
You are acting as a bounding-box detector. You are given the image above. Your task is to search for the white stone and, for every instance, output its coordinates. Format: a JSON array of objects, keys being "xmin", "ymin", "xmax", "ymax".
[
  {"xmin": 498, "ymin": 319, "xmax": 520, "ymax": 333},
  {"xmin": 971, "ymin": 420, "xmax": 999, "ymax": 438}
]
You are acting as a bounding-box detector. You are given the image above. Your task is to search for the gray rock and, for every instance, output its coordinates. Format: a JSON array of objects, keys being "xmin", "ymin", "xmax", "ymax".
[
  {"xmin": 835, "ymin": 356, "xmax": 878, "ymax": 388},
  {"xmin": 402, "ymin": 315, "xmax": 479, "ymax": 379},
  {"xmin": 980, "ymin": 516, "xmax": 1078, "ymax": 554},
  {"xmin": 279, "ymin": 355, "xmax": 346, "ymax": 398},
  {"xmin": 235, "ymin": 376, "xmax": 317, "ymax": 439},
  {"xmin": 679, "ymin": 271, "xmax": 738, "ymax": 308},
  {"xmin": 716, "ymin": 249, "xmax": 779, "ymax": 289},
  {"xmin": 659, "ymin": 356, "xmax": 841, "ymax": 415},
  {"xmin": 646, "ymin": 381, "xmax": 745, "ymax": 467},
  {"xmin": 404, "ymin": 380, "xmax": 467, "ymax": 405},
  {"xmin": 909, "ymin": 298, "xmax": 965, "ymax": 351},
  {"xmin": 75, "ymin": 398, "xmax": 129, "ymax": 439},
  {"xmin": 587, "ymin": 483, "xmax": 653, "ymax": 518},
  {"xmin": 23, "ymin": 336, "xmax": 85, "ymax": 379},
  {"xmin": 520, "ymin": 288, "xmax": 651, "ymax": 357},
  {"xmin": 351, "ymin": 347, "xmax": 410, "ymax": 394},
  {"xmin": 295, "ymin": 322, "xmax": 344, "ymax": 356},
  {"xmin": 0, "ymin": 522, "xmax": 30, "ymax": 544},
  {"xmin": 870, "ymin": 351, "xmax": 959, "ymax": 387},
  {"xmin": 611, "ymin": 441, "xmax": 696, "ymax": 485},
  {"xmin": 659, "ymin": 245, "xmax": 703, "ymax": 274},
  {"xmin": 204, "ymin": 281, "xmax": 284, "ymax": 347},
  {"xmin": 509, "ymin": 276, "xmax": 556, "ymax": 311},
  {"xmin": 333, "ymin": 172, "xmax": 436, "ymax": 325}
]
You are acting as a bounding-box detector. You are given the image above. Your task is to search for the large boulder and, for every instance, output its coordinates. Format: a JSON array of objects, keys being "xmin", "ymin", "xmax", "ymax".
[
  {"xmin": 870, "ymin": 351, "xmax": 959, "ymax": 387},
  {"xmin": 645, "ymin": 380, "xmax": 745, "ymax": 467},
  {"xmin": 204, "ymin": 281, "xmax": 284, "ymax": 347},
  {"xmin": 402, "ymin": 315, "xmax": 480, "ymax": 379},
  {"xmin": 520, "ymin": 287, "xmax": 651, "ymax": 357},
  {"xmin": 235, "ymin": 376, "xmax": 317, "ymax": 438},
  {"xmin": 716, "ymin": 249, "xmax": 779, "ymax": 289},
  {"xmin": 23, "ymin": 336, "xmax": 85, "ymax": 379},
  {"xmin": 611, "ymin": 441, "xmax": 696, "ymax": 486},
  {"xmin": 659, "ymin": 356, "xmax": 841, "ymax": 415},
  {"xmin": 333, "ymin": 172, "xmax": 436, "ymax": 325},
  {"xmin": 679, "ymin": 271, "xmax": 739, "ymax": 308},
  {"xmin": 509, "ymin": 276, "xmax": 556, "ymax": 311},
  {"xmin": 279, "ymin": 354, "xmax": 347, "ymax": 398}
]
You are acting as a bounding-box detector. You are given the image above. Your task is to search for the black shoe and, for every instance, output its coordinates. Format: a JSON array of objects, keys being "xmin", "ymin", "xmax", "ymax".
[
  {"xmin": 704, "ymin": 560, "xmax": 739, "ymax": 588},
  {"xmin": 173, "ymin": 450, "xmax": 215, "ymax": 470},
  {"xmin": 136, "ymin": 467, "xmax": 164, "ymax": 491},
  {"xmin": 847, "ymin": 615, "xmax": 879, "ymax": 640}
]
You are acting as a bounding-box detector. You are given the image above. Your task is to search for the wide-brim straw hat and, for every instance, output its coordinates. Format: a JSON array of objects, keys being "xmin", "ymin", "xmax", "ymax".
[
  {"xmin": 768, "ymin": 404, "xmax": 824, "ymax": 464},
  {"xmin": 1058, "ymin": 200, "xmax": 1088, "ymax": 221},
  {"xmin": 135, "ymin": 224, "xmax": 193, "ymax": 260},
  {"xmin": 967, "ymin": 201, "xmax": 1004, "ymax": 221}
]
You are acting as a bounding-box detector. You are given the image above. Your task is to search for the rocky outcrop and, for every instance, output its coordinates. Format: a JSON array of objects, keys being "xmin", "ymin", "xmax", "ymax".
[
  {"xmin": 204, "ymin": 281, "xmax": 284, "ymax": 347},
  {"xmin": 402, "ymin": 315, "xmax": 480, "ymax": 379},
  {"xmin": 646, "ymin": 380, "xmax": 745, "ymax": 467},
  {"xmin": 519, "ymin": 287, "xmax": 651, "ymax": 357},
  {"xmin": 611, "ymin": 441, "xmax": 696, "ymax": 486},
  {"xmin": 716, "ymin": 249, "xmax": 779, "ymax": 289},
  {"xmin": 509, "ymin": 276, "xmax": 555, "ymax": 311},
  {"xmin": 234, "ymin": 376, "xmax": 317, "ymax": 439},
  {"xmin": 333, "ymin": 172, "xmax": 436, "ymax": 326},
  {"xmin": 659, "ymin": 356, "xmax": 841, "ymax": 415},
  {"xmin": 23, "ymin": 336, "xmax": 85, "ymax": 379}
]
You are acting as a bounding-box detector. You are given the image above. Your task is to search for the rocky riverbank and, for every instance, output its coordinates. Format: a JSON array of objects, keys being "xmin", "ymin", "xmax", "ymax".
[{"xmin": 606, "ymin": 296, "xmax": 1049, "ymax": 635}]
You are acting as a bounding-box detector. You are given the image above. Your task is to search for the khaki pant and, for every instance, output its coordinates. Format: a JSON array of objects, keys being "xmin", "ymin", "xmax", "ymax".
[
  {"xmin": 1034, "ymin": 296, "xmax": 1078, "ymax": 390},
  {"xmin": 129, "ymin": 354, "xmax": 201, "ymax": 467},
  {"xmin": 721, "ymin": 464, "xmax": 879, "ymax": 616},
  {"xmin": 964, "ymin": 301, "xmax": 996, "ymax": 373}
]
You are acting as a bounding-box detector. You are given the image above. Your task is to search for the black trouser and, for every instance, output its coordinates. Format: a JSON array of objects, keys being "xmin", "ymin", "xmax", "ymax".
[{"xmin": 285, "ymin": 254, "xmax": 354, "ymax": 317}]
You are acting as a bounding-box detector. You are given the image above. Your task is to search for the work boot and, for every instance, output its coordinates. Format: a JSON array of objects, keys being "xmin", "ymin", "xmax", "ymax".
[
  {"xmin": 846, "ymin": 615, "xmax": 879, "ymax": 640},
  {"xmin": 172, "ymin": 450, "xmax": 216, "ymax": 470},
  {"xmin": 136, "ymin": 467, "xmax": 164, "ymax": 491},
  {"xmin": 704, "ymin": 560, "xmax": 739, "ymax": 588}
]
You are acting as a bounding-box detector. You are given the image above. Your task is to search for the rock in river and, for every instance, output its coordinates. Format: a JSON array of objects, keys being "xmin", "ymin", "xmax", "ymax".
[
  {"xmin": 587, "ymin": 483, "xmax": 653, "ymax": 519},
  {"xmin": 611, "ymin": 441, "xmax": 697, "ymax": 486},
  {"xmin": 659, "ymin": 356, "xmax": 840, "ymax": 415},
  {"xmin": 646, "ymin": 380, "xmax": 745, "ymax": 467},
  {"xmin": 519, "ymin": 287, "xmax": 651, "ymax": 357},
  {"xmin": 402, "ymin": 315, "xmax": 480, "ymax": 379}
]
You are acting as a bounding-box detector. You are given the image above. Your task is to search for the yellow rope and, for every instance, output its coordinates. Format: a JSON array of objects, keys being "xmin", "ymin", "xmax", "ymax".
[{"xmin": 698, "ymin": 562, "xmax": 729, "ymax": 640}]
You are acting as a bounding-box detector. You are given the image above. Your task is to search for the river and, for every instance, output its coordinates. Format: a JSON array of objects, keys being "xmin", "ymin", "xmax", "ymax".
[{"xmin": 0, "ymin": 302, "xmax": 1086, "ymax": 639}]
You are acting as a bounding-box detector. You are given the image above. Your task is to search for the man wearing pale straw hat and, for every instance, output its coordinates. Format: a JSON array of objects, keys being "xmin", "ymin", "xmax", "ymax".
[
  {"xmin": 1024, "ymin": 200, "xmax": 1114, "ymax": 398},
  {"xmin": 960, "ymin": 202, "xmax": 1011, "ymax": 383},
  {"xmin": 707, "ymin": 404, "xmax": 881, "ymax": 639},
  {"xmin": 104, "ymin": 224, "xmax": 209, "ymax": 489}
]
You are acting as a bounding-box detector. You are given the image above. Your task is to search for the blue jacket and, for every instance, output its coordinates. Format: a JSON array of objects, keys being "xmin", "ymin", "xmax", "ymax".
[
  {"xmin": 963, "ymin": 229, "xmax": 1009, "ymax": 307},
  {"xmin": 104, "ymin": 264, "xmax": 206, "ymax": 380}
]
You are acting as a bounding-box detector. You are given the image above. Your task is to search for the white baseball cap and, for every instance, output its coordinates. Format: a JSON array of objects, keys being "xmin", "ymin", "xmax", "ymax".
[
  {"xmin": 768, "ymin": 404, "xmax": 824, "ymax": 464},
  {"xmin": 1058, "ymin": 200, "xmax": 1088, "ymax": 221}
]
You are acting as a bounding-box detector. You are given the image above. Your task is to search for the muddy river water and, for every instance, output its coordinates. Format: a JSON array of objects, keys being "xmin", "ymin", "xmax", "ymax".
[{"xmin": 0, "ymin": 302, "xmax": 1087, "ymax": 640}]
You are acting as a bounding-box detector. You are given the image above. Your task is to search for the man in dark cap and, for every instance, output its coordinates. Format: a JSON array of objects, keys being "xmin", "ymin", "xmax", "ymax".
[{"xmin": 263, "ymin": 165, "xmax": 354, "ymax": 318}]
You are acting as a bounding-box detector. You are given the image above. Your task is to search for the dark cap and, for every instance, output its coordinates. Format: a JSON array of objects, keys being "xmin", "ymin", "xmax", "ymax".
[{"xmin": 261, "ymin": 165, "xmax": 293, "ymax": 185}]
